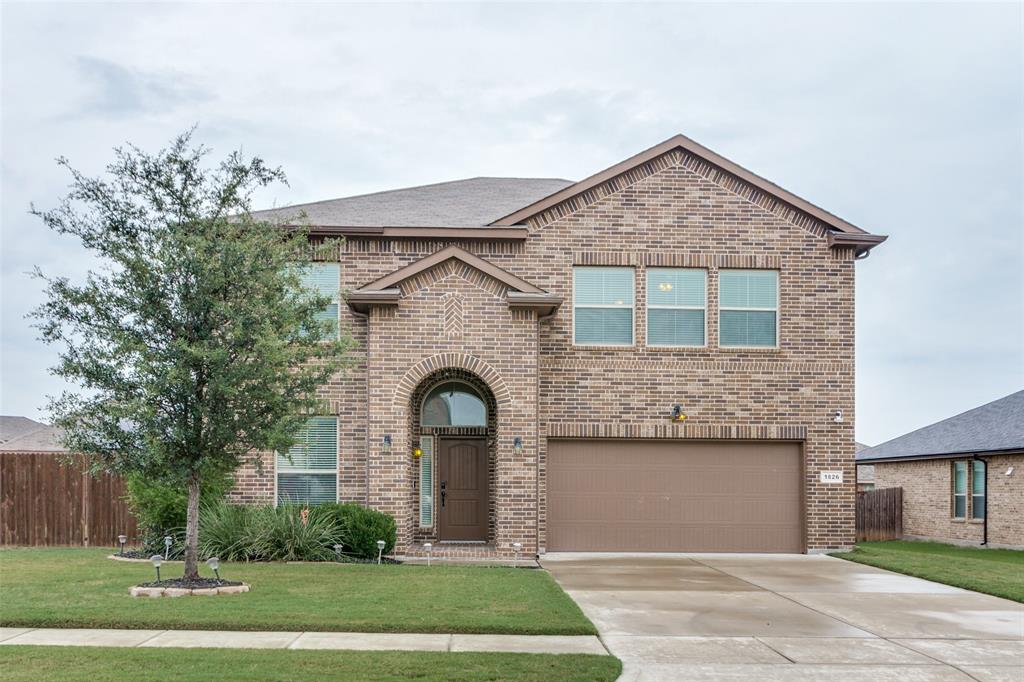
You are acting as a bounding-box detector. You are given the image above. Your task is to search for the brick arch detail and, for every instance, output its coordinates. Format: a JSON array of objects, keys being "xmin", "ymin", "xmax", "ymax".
[{"xmin": 394, "ymin": 353, "xmax": 512, "ymax": 412}]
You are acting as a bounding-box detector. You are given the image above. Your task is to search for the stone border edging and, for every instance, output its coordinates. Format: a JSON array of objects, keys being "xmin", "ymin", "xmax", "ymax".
[
  {"xmin": 129, "ymin": 583, "xmax": 250, "ymax": 598},
  {"xmin": 109, "ymin": 554, "xmax": 183, "ymax": 563}
]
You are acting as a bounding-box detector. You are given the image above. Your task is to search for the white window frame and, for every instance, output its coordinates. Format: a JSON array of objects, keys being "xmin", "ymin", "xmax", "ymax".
[
  {"xmin": 646, "ymin": 268, "xmax": 707, "ymax": 348},
  {"xmin": 572, "ymin": 266, "xmax": 635, "ymax": 347},
  {"xmin": 718, "ymin": 269, "xmax": 780, "ymax": 349},
  {"xmin": 951, "ymin": 460, "xmax": 967, "ymax": 520},
  {"xmin": 274, "ymin": 416, "xmax": 339, "ymax": 507},
  {"xmin": 970, "ymin": 459, "xmax": 986, "ymax": 520},
  {"xmin": 296, "ymin": 261, "xmax": 341, "ymax": 341}
]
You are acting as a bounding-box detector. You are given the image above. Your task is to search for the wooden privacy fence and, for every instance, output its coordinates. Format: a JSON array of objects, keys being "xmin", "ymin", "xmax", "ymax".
[
  {"xmin": 0, "ymin": 452, "xmax": 137, "ymax": 546},
  {"xmin": 856, "ymin": 486, "xmax": 903, "ymax": 542}
]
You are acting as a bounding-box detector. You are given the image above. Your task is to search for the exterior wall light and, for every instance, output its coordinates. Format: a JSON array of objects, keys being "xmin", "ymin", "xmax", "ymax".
[
  {"xmin": 163, "ymin": 535, "xmax": 173, "ymax": 559},
  {"xmin": 376, "ymin": 539, "xmax": 386, "ymax": 564},
  {"xmin": 206, "ymin": 556, "xmax": 221, "ymax": 580},
  {"xmin": 513, "ymin": 437, "xmax": 523, "ymax": 455},
  {"xmin": 671, "ymin": 405, "xmax": 687, "ymax": 422},
  {"xmin": 1007, "ymin": 466, "xmax": 1015, "ymax": 476},
  {"xmin": 118, "ymin": 534, "xmax": 127, "ymax": 556},
  {"xmin": 382, "ymin": 435, "xmax": 392, "ymax": 452},
  {"xmin": 423, "ymin": 542, "xmax": 432, "ymax": 567},
  {"xmin": 413, "ymin": 447, "xmax": 423, "ymax": 458},
  {"xmin": 832, "ymin": 409, "xmax": 844, "ymax": 423},
  {"xmin": 150, "ymin": 555, "xmax": 163, "ymax": 582}
]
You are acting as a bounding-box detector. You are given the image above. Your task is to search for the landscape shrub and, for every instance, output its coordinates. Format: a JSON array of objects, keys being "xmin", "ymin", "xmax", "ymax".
[
  {"xmin": 199, "ymin": 502, "xmax": 344, "ymax": 562},
  {"xmin": 124, "ymin": 472, "xmax": 233, "ymax": 556},
  {"xmin": 311, "ymin": 503, "xmax": 397, "ymax": 560}
]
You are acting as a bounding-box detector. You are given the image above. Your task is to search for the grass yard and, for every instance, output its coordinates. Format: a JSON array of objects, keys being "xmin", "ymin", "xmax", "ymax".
[
  {"xmin": 0, "ymin": 548, "xmax": 595, "ymax": 635},
  {"xmin": 840, "ymin": 540, "xmax": 1024, "ymax": 602},
  {"xmin": 0, "ymin": 646, "xmax": 621, "ymax": 682}
]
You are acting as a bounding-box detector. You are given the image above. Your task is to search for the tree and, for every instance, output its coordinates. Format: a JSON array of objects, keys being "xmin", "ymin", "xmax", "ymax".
[{"xmin": 31, "ymin": 130, "xmax": 353, "ymax": 580}]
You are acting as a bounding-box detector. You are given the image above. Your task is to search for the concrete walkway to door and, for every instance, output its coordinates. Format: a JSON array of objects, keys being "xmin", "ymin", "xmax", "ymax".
[{"xmin": 542, "ymin": 553, "xmax": 1024, "ymax": 682}]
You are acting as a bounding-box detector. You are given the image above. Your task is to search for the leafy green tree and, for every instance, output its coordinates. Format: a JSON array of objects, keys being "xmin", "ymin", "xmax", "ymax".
[{"xmin": 31, "ymin": 130, "xmax": 352, "ymax": 580}]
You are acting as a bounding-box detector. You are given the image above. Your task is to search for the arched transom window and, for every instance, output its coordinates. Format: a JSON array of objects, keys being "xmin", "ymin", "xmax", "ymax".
[{"xmin": 421, "ymin": 382, "xmax": 487, "ymax": 427}]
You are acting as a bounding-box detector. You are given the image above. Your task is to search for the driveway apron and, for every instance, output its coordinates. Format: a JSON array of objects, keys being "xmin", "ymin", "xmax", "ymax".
[{"xmin": 542, "ymin": 553, "xmax": 1024, "ymax": 681}]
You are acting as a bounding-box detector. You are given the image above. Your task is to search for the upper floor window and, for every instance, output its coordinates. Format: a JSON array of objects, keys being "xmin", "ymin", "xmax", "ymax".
[
  {"xmin": 573, "ymin": 267, "xmax": 634, "ymax": 346},
  {"xmin": 647, "ymin": 268, "xmax": 706, "ymax": 347},
  {"xmin": 971, "ymin": 460, "xmax": 986, "ymax": 519},
  {"xmin": 277, "ymin": 416, "xmax": 337, "ymax": 506},
  {"xmin": 719, "ymin": 270, "xmax": 778, "ymax": 348},
  {"xmin": 297, "ymin": 262, "xmax": 340, "ymax": 339},
  {"xmin": 952, "ymin": 460, "xmax": 967, "ymax": 519},
  {"xmin": 421, "ymin": 382, "xmax": 486, "ymax": 427}
]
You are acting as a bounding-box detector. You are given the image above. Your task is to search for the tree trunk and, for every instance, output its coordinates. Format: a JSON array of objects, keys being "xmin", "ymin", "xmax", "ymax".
[{"xmin": 183, "ymin": 474, "xmax": 201, "ymax": 580}]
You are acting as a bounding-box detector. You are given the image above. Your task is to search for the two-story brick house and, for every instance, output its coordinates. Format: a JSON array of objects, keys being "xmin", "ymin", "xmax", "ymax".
[{"xmin": 230, "ymin": 134, "xmax": 886, "ymax": 556}]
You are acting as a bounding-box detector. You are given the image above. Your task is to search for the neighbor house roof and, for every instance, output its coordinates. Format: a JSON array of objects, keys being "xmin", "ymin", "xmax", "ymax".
[
  {"xmin": 251, "ymin": 177, "xmax": 573, "ymax": 228},
  {"xmin": 857, "ymin": 390, "xmax": 1024, "ymax": 463},
  {"xmin": 0, "ymin": 416, "xmax": 66, "ymax": 452}
]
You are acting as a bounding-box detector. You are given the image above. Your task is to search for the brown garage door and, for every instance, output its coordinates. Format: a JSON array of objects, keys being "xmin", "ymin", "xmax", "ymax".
[{"xmin": 546, "ymin": 440, "xmax": 803, "ymax": 553}]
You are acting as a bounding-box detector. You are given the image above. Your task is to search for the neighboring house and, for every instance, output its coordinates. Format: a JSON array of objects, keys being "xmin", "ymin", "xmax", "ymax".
[
  {"xmin": 855, "ymin": 442, "xmax": 875, "ymax": 491},
  {"xmin": 0, "ymin": 416, "xmax": 65, "ymax": 453},
  {"xmin": 231, "ymin": 134, "xmax": 886, "ymax": 555},
  {"xmin": 857, "ymin": 391, "xmax": 1024, "ymax": 549}
]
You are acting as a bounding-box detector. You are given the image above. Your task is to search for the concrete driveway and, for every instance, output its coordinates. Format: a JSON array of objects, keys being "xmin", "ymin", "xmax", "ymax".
[{"xmin": 542, "ymin": 553, "xmax": 1024, "ymax": 681}]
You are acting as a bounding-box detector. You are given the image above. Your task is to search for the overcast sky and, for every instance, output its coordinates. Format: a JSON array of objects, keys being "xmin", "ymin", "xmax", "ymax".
[{"xmin": 2, "ymin": 2, "xmax": 1021, "ymax": 446}]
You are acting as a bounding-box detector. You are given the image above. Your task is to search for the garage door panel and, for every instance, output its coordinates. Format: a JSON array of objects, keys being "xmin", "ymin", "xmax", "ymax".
[{"xmin": 546, "ymin": 439, "xmax": 803, "ymax": 553}]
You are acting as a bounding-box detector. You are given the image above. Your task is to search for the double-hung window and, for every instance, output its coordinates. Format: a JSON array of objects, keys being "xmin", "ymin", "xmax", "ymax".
[
  {"xmin": 719, "ymin": 270, "xmax": 779, "ymax": 348},
  {"xmin": 952, "ymin": 460, "xmax": 967, "ymax": 519},
  {"xmin": 971, "ymin": 460, "xmax": 986, "ymax": 519},
  {"xmin": 277, "ymin": 416, "xmax": 338, "ymax": 505},
  {"xmin": 297, "ymin": 262, "xmax": 340, "ymax": 339},
  {"xmin": 573, "ymin": 267, "xmax": 634, "ymax": 346},
  {"xmin": 647, "ymin": 268, "xmax": 706, "ymax": 347}
]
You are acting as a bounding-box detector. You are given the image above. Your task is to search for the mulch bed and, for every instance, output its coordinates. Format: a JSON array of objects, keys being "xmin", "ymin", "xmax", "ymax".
[
  {"xmin": 115, "ymin": 550, "xmax": 152, "ymax": 560},
  {"xmin": 137, "ymin": 577, "xmax": 243, "ymax": 589}
]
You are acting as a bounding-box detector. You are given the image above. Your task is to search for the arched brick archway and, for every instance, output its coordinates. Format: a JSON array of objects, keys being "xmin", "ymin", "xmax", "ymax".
[
  {"xmin": 394, "ymin": 353, "xmax": 512, "ymax": 413},
  {"xmin": 408, "ymin": 367, "xmax": 499, "ymax": 544}
]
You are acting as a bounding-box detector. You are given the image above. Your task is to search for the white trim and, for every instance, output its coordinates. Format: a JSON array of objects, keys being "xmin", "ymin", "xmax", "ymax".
[
  {"xmin": 646, "ymin": 267, "xmax": 707, "ymax": 348},
  {"xmin": 419, "ymin": 435, "xmax": 435, "ymax": 528},
  {"xmin": 572, "ymin": 266, "xmax": 635, "ymax": 347},
  {"xmin": 420, "ymin": 379, "xmax": 488, "ymax": 427},
  {"xmin": 718, "ymin": 269, "xmax": 779, "ymax": 349}
]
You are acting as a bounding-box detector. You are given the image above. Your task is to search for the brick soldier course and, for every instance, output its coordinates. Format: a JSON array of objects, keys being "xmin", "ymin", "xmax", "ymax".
[{"xmin": 229, "ymin": 134, "xmax": 888, "ymax": 555}]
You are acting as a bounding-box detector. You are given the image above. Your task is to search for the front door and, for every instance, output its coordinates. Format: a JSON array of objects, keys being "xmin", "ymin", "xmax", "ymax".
[{"xmin": 438, "ymin": 438, "xmax": 488, "ymax": 542}]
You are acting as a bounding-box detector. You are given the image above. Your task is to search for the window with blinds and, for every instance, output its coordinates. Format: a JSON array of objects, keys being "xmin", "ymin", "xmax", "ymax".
[
  {"xmin": 952, "ymin": 460, "xmax": 967, "ymax": 519},
  {"xmin": 971, "ymin": 460, "xmax": 986, "ymax": 519},
  {"xmin": 573, "ymin": 267, "xmax": 634, "ymax": 346},
  {"xmin": 719, "ymin": 270, "xmax": 778, "ymax": 348},
  {"xmin": 297, "ymin": 262, "xmax": 340, "ymax": 339},
  {"xmin": 277, "ymin": 416, "xmax": 338, "ymax": 505},
  {"xmin": 419, "ymin": 436, "xmax": 434, "ymax": 527},
  {"xmin": 647, "ymin": 268, "xmax": 706, "ymax": 347}
]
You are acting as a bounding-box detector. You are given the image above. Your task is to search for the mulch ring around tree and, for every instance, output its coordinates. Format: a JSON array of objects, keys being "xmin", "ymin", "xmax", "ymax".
[{"xmin": 137, "ymin": 578, "xmax": 243, "ymax": 589}]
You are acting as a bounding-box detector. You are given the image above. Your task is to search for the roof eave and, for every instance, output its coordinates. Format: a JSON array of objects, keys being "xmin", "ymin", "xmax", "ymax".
[
  {"xmin": 828, "ymin": 232, "xmax": 888, "ymax": 257},
  {"xmin": 506, "ymin": 292, "xmax": 563, "ymax": 318},
  {"xmin": 346, "ymin": 288, "xmax": 401, "ymax": 314},
  {"xmin": 284, "ymin": 225, "xmax": 529, "ymax": 242},
  {"xmin": 858, "ymin": 446, "xmax": 1024, "ymax": 464},
  {"xmin": 490, "ymin": 133, "xmax": 879, "ymax": 239}
]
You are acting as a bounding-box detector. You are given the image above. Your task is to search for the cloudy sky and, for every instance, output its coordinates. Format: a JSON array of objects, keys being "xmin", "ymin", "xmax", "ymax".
[{"xmin": 1, "ymin": 2, "xmax": 1021, "ymax": 446}]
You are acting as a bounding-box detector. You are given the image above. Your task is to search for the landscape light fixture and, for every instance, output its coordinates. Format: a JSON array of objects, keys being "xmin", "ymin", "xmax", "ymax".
[
  {"xmin": 423, "ymin": 542, "xmax": 432, "ymax": 567},
  {"xmin": 118, "ymin": 534, "xmax": 127, "ymax": 556},
  {"xmin": 206, "ymin": 557, "xmax": 221, "ymax": 581},
  {"xmin": 377, "ymin": 540, "xmax": 386, "ymax": 565},
  {"xmin": 513, "ymin": 437, "xmax": 523, "ymax": 455},
  {"xmin": 163, "ymin": 535, "xmax": 173, "ymax": 560},
  {"xmin": 383, "ymin": 435, "xmax": 392, "ymax": 452},
  {"xmin": 333, "ymin": 544, "xmax": 344, "ymax": 562},
  {"xmin": 150, "ymin": 555, "xmax": 163, "ymax": 582},
  {"xmin": 512, "ymin": 542, "xmax": 522, "ymax": 564}
]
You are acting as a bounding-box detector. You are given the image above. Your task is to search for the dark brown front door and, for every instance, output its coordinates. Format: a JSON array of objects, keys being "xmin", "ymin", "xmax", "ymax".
[{"xmin": 438, "ymin": 438, "xmax": 488, "ymax": 541}]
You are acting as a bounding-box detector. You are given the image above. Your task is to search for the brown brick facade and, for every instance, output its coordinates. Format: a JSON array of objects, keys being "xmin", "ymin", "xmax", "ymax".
[
  {"xmin": 874, "ymin": 454, "xmax": 1024, "ymax": 549},
  {"xmin": 230, "ymin": 147, "xmax": 864, "ymax": 554}
]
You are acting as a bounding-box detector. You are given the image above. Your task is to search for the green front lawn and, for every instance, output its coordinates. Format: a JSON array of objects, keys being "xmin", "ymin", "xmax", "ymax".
[
  {"xmin": 0, "ymin": 548, "xmax": 595, "ymax": 635},
  {"xmin": 839, "ymin": 540, "xmax": 1024, "ymax": 602},
  {"xmin": 0, "ymin": 646, "xmax": 621, "ymax": 682}
]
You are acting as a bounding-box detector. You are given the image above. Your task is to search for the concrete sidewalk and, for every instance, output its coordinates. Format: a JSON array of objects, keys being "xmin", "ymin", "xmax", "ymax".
[{"xmin": 0, "ymin": 627, "xmax": 607, "ymax": 655}]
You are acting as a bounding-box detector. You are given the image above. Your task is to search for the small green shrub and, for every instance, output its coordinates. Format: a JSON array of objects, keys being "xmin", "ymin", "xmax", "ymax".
[
  {"xmin": 312, "ymin": 503, "xmax": 396, "ymax": 560},
  {"xmin": 125, "ymin": 471, "xmax": 233, "ymax": 555},
  {"xmin": 199, "ymin": 502, "xmax": 343, "ymax": 562}
]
